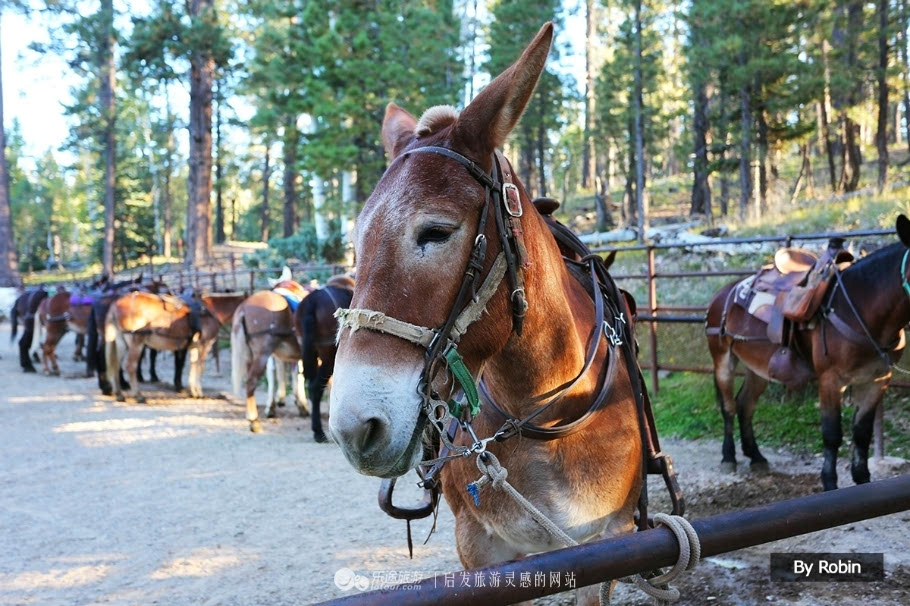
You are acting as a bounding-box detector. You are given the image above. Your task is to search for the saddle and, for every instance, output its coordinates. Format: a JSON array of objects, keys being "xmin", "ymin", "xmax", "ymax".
[
  {"xmin": 272, "ymin": 280, "xmax": 308, "ymax": 312},
  {"xmin": 731, "ymin": 238, "xmax": 854, "ymax": 388}
]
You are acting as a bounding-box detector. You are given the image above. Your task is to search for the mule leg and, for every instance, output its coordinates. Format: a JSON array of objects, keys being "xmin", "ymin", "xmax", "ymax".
[
  {"xmin": 819, "ymin": 375, "xmax": 845, "ymax": 491},
  {"xmin": 736, "ymin": 369, "xmax": 770, "ymax": 471},
  {"xmin": 19, "ymin": 327, "xmax": 37, "ymax": 373},
  {"xmin": 74, "ymin": 333, "xmax": 84, "ymax": 361},
  {"xmin": 310, "ymin": 357, "xmax": 334, "ymax": 442},
  {"xmin": 246, "ymin": 354, "xmax": 270, "ymax": 433},
  {"xmin": 276, "ymin": 358, "xmax": 288, "ymax": 408},
  {"xmin": 265, "ymin": 357, "xmax": 278, "ymax": 418},
  {"xmin": 137, "ymin": 347, "xmax": 147, "ymax": 383},
  {"xmin": 452, "ymin": 514, "xmax": 533, "ymax": 606},
  {"xmin": 849, "ymin": 380, "xmax": 886, "ymax": 485},
  {"xmin": 173, "ymin": 349, "xmax": 187, "ymax": 393},
  {"xmin": 149, "ymin": 348, "xmax": 160, "ymax": 383},
  {"xmin": 713, "ymin": 349, "xmax": 738, "ymax": 472},
  {"xmin": 295, "ymin": 360, "xmax": 310, "ymax": 418},
  {"xmin": 124, "ymin": 339, "xmax": 146, "ymax": 403}
]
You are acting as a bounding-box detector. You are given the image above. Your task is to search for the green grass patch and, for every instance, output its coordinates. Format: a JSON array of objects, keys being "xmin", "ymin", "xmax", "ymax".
[{"xmin": 648, "ymin": 371, "xmax": 910, "ymax": 460}]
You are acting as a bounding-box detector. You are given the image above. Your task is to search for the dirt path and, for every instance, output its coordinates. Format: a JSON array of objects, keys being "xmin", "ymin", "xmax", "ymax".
[{"xmin": 1, "ymin": 326, "xmax": 908, "ymax": 605}]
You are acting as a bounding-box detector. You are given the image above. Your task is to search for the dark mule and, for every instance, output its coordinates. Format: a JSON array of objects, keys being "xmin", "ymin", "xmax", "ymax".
[
  {"xmin": 11, "ymin": 288, "xmax": 48, "ymax": 373},
  {"xmin": 295, "ymin": 274, "xmax": 355, "ymax": 442},
  {"xmin": 706, "ymin": 217, "xmax": 910, "ymax": 490}
]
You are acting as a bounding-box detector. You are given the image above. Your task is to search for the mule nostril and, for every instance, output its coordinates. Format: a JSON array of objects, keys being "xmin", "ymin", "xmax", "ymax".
[{"xmin": 357, "ymin": 416, "xmax": 388, "ymax": 455}]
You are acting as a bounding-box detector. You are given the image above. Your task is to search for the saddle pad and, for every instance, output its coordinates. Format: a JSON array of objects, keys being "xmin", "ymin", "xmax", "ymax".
[
  {"xmin": 274, "ymin": 288, "xmax": 301, "ymax": 312},
  {"xmin": 70, "ymin": 294, "xmax": 94, "ymax": 306},
  {"xmin": 733, "ymin": 273, "xmax": 775, "ymax": 325}
]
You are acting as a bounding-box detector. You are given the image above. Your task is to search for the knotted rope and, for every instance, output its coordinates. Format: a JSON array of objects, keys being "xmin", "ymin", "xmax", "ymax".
[{"xmin": 469, "ymin": 452, "xmax": 700, "ymax": 606}]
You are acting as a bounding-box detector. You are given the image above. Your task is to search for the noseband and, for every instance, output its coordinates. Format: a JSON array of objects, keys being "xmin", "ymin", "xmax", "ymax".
[
  {"xmin": 336, "ymin": 146, "xmax": 533, "ymax": 443},
  {"xmin": 338, "ymin": 144, "xmax": 632, "ymax": 458}
]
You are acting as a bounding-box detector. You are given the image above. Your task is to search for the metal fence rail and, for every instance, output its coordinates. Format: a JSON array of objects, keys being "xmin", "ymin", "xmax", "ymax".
[
  {"xmin": 317, "ymin": 474, "xmax": 910, "ymax": 606},
  {"xmin": 590, "ymin": 227, "xmax": 897, "ymax": 395}
]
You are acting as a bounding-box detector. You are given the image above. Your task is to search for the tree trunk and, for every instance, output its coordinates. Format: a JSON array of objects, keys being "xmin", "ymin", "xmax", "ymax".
[
  {"xmin": 0, "ymin": 10, "xmax": 20, "ymax": 286},
  {"xmin": 690, "ymin": 63, "xmax": 711, "ymax": 216},
  {"xmin": 215, "ymin": 76, "xmax": 225, "ymax": 244},
  {"xmin": 261, "ymin": 144, "xmax": 270, "ymax": 242},
  {"xmin": 901, "ymin": 0, "xmax": 910, "ymax": 156},
  {"xmin": 283, "ymin": 118, "xmax": 299, "ymax": 237},
  {"xmin": 876, "ymin": 0, "xmax": 889, "ymax": 193},
  {"xmin": 632, "ymin": 0, "xmax": 647, "ymax": 242},
  {"xmin": 162, "ymin": 84, "xmax": 173, "ymax": 258},
  {"xmin": 738, "ymin": 80, "xmax": 752, "ymax": 221},
  {"xmin": 186, "ymin": 0, "xmax": 215, "ymax": 267},
  {"xmin": 594, "ymin": 152, "xmax": 612, "ymax": 229},
  {"xmin": 581, "ymin": 0, "xmax": 596, "ymax": 189},
  {"xmin": 536, "ymin": 120, "xmax": 547, "ymax": 198},
  {"xmin": 100, "ymin": 0, "xmax": 116, "ymax": 276},
  {"xmin": 756, "ymin": 106, "xmax": 769, "ymax": 217},
  {"xmin": 832, "ymin": 0, "xmax": 863, "ymax": 193}
]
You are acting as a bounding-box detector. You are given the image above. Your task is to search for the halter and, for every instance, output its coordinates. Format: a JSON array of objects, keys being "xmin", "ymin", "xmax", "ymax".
[
  {"xmin": 336, "ymin": 145, "xmax": 531, "ymax": 454},
  {"xmin": 901, "ymin": 249, "xmax": 910, "ymax": 298},
  {"xmin": 335, "ymin": 145, "xmax": 630, "ymax": 465}
]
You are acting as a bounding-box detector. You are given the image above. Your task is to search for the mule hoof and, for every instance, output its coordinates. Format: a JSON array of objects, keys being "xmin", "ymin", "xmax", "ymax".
[
  {"xmin": 750, "ymin": 460, "xmax": 771, "ymax": 474},
  {"xmin": 23, "ymin": 366, "xmax": 37, "ymax": 374},
  {"xmin": 851, "ymin": 467, "xmax": 871, "ymax": 485},
  {"xmin": 136, "ymin": 395, "xmax": 147, "ymax": 404},
  {"xmin": 277, "ymin": 401, "xmax": 286, "ymax": 408},
  {"xmin": 720, "ymin": 460, "xmax": 737, "ymax": 473},
  {"xmin": 115, "ymin": 394, "xmax": 126, "ymax": 402},
  {"xmin": 314, "ymin": 431, "xmax": 329, "ymax": 443},
  {"xmin": 250, "ymin": 420, "xmax": 262, "ymax": 433},
  {"xmin": 151, "ymin": 375, "xmax": 160, "ymax": 383},
  {"xmin": 266, "ymin": 409, "xmax": 277, "ymax": 419},
  {"xmin": 298, "ymin": 409, "xmax": 310, "ymax": 418}
]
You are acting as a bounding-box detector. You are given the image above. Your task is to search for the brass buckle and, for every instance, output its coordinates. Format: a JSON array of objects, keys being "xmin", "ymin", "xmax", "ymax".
[{"xmin": 502, "ymin": 183, "xmax": 522, "ymax": 217}]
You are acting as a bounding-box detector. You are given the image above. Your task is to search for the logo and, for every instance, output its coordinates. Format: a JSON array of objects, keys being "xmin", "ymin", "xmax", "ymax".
[{"xmin": 334, "ymin": 567, "xmax": 370, "ymax": 591}]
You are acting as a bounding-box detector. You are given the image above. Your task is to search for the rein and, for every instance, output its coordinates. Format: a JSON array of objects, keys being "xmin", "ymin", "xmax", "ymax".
[
  {"xmin": 823, "ymin": 253, "xmax": 908, "ymax": 372},
  {"xmin": 338, "ymin": 145, "xmax": 684, "ymax": 538}
]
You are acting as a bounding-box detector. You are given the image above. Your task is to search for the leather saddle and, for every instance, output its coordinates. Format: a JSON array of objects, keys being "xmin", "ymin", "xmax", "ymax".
[{"xmin": 732, "ymin": 240, "xmax": 854, "ymax": 390}]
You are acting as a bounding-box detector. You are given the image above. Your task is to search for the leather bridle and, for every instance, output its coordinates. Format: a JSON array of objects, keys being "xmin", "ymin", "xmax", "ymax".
[{"xmin": 335, "ymin": 144, "xmax": 628, "ymax": 461}]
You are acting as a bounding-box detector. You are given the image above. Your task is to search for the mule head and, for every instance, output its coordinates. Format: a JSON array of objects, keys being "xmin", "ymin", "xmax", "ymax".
[{"xmin": 330, "ymin": 23, "xmax": 554, "ymax": 478}]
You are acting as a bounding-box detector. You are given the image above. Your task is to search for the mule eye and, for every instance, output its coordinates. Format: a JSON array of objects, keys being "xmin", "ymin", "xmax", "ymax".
[{"xmin": 417, "ymin": 225, "xmax": 455, "ymax": 246}]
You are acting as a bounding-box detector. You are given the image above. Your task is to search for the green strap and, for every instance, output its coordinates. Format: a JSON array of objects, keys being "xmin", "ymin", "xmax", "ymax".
[
  {"xmin": 445, "ymin": 347, "xmax": 482, "ymax": 419},
  {"xmin": 902, "ymin": 250, "xmax": 910, "ymax": 298}
]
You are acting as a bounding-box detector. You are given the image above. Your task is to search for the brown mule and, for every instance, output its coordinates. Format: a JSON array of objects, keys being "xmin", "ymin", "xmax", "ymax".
[
  {"xmin": 231, "ymin": 279, "xmax": 312, "ymax": 432},
  {"xmin": 329, "ymin": 24, "xmax": 645, "ymax": 604},
  {"xmin": 706, "ymin": 216, "xmax": 910, "ymax": 491},
  {"xmin": 105, "ymin": 291, "xmax": 245, "ymax": 402},
  {"xmin": 34, "ymin": 289, "xmax": 72, "ymax": 375}
]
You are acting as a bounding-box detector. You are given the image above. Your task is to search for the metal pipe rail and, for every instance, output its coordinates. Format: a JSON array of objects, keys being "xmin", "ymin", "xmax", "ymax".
[{"xmin": 317, "ymin": 474, "xmax": 910, "ymax": 606}]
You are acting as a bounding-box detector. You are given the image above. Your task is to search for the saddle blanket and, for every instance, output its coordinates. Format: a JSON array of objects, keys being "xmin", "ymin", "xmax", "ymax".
[
  {"xmin": 274, "ymin": 288, "xmax": 302, "ymax": 312},
  {"xmin": 70, "ymin": 294, "xmax": 94, "ymax": 306}
]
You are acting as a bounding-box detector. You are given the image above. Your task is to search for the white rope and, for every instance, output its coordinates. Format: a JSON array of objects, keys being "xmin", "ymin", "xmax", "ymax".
[{"xmin": 471, "ymin": 452, "xmax": 699, "ymax": 606}]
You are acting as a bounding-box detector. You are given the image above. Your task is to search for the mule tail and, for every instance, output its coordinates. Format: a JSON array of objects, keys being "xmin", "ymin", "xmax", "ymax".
[
  {"xmin": 299, "ymin": 292, "xmax": 319, "ymax": 383},
  {"xmin": 231, "ymin": 312, "xmax": 250, "ymax": 399},
  {"xmin": 104, "ymin": 314, "xmax": 121, "ymax": 394},
  {"xmin": 32, "ymin": 310, "xmax": 45, "ymax": 353},
  {"xmin": 9, "ymin": 300, "xmax": 18, "ymax": 342}
]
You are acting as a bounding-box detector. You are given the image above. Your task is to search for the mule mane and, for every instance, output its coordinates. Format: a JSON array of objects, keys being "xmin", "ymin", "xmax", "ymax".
[
  {"xmin": 416, "ymin": 105, "xmax": 459, "ymax": 138},
  {"xmin": 844, "ymin": 241, "xmax": 902, "ymax": 283}
]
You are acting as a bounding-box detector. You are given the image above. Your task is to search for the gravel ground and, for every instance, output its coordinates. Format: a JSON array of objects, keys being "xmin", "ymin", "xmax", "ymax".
[{"xmin": 0, "ymin": 325, "xmax": 908, "ymax": 606}]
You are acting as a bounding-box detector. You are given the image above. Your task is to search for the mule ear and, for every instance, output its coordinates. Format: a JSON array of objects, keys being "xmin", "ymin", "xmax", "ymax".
[
  {"xmin": 382, "ymin": 103, "xmax": 418, "ymax": 160},
  {"xmin": 898, "ymin": 214, "xmax": 910, "ymax": 247},
  {"xmin": 453, "ymin": 22, "xmax": 553, "ymax": 159}
]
